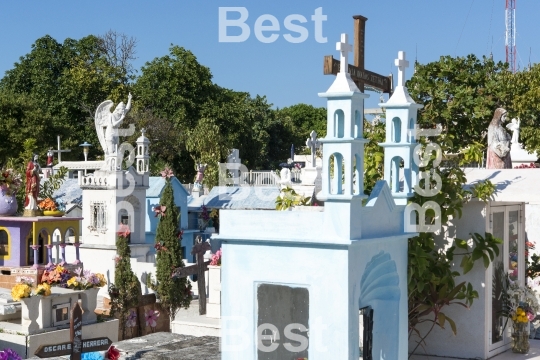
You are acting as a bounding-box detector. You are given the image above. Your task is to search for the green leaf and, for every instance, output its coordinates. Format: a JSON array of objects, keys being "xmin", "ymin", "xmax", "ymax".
[
  {"xmin": 438, "ymin": 312, "xmax": 446, "ymax": 328},
  {"xmin": 446, "ymin": 315, "xmax": 457, "ymax": 335}
]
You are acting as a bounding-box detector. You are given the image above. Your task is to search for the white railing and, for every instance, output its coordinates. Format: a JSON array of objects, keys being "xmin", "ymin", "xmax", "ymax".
[{"xmin": 240, "ymin": 171, "xmax": 280, "ymax": 186}]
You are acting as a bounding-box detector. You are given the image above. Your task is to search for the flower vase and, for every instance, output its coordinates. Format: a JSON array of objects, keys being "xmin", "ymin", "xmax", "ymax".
[
  {"xmin": 0, "ymin": 189, "xmax": 17, "ymax": 216},
  {"xmin": 21, "ymin": 296, "xmax": 40, "ymax": 333},
  {"xmin": 81, "ymin": 287, "xmax": 100, "ymax": 323},
  {"xmin": 512, "ymin": 321, "xmax": 530, "ymax": 354}
]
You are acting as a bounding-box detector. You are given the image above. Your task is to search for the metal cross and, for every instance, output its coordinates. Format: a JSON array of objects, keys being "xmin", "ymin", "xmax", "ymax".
[
  {"xmin": 395, "ymin": 51, "xmax": 409, "ymax": 87},
  {"xmin": 305, "ymin": 130, "xmax": 320, "ymax": 168},
  {"xmin": 52, "ymin": 135, "xmax": 71, "ymax": 163}
]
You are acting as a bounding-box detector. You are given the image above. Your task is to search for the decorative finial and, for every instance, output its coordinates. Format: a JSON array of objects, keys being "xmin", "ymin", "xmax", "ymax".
[
  {"xmin": 141, "ymin": 128, "xmax": 146, "ymax": 136},
  {"xmin": 336, "ymin": 33, "xmax": 352, "ymax": 74},
  {"xmin": 395, "ymin": 51, "xmax": 409, "ymax": 87}
]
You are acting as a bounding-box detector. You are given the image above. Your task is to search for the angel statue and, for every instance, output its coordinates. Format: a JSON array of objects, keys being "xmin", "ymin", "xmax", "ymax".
[{"xmin": 95, "ymin": 93, "xmax": 132, "ymax": 157}]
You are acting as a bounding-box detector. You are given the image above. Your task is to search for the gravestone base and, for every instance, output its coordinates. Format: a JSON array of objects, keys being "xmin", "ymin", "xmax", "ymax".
[{"xmin": 171, "ymin": 300, "xmax": 220, "ymax": 337}]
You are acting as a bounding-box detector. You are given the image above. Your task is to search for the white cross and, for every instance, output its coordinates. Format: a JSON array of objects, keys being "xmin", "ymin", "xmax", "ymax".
[
  {"xmin": 395, "ymin": 51, "xmax": 409, "ymax": 87},
  {"xmin": 336, "ymin": 33, "xmax": 352, "ymax": 74},
  {"xmin": 305, "ymin": 130, "xmax": 320, "ymax": 167},
  {"xmin": 52, "ymin": 135, "xmax": 71, "ymax": 163}
]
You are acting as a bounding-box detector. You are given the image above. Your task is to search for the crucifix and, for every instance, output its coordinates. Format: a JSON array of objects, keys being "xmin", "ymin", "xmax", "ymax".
[
  {"xmin": 305, "ymin": 130, "xmax": 321, "ymax": 168},
  {"xmin": 323, "ymin": 15, "xmax": 393, "ymax": 94},
  {"xmin": 52, "ymin": 135, "xmax": 71, "ymax": 163}
]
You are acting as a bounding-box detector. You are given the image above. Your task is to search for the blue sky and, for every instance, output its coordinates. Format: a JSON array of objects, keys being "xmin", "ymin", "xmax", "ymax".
[{"xmin": 1, "ymin": 1, "xmax": 540, "ymax": 110}]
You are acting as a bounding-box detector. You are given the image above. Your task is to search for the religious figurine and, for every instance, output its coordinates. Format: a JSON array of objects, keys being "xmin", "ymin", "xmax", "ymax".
[
  {"xmin": 486, "ymin": 108, "xmax": 512, "ymax": 169},
  {"xmin": 194, "ymin": 163, "xmax": 207, "ymax": 188},
  {"xmin": 506, "ymin": 118, "xmax": 521, "ymax": 145},
  {"xmin": 24, "ymin": 154, "xmax": 41, "ymax": 214},
  {"xmin": 95, "ymin": 93, "xmax": 133, "ymax": 156},
  {"xmin": 46, "ymin": 148, "xmax": 54, "ymax": 167}
]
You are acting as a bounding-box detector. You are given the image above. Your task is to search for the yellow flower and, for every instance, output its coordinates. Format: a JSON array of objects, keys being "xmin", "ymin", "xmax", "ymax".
[
  {"xmin": 11, "ymin": 283, "xmax": 31, "ymax": 301},
  {"xmin": 517, "ymin": 308, "xmax": 524, "ymax": 316},
  {"xmin": 67, "ymin": 277, "xmax": 79, "ymax": 288},
  {"xmin": 96, "ymin": 273, "xmax": 106, "ymax": 287},
  {"xmin": 35, "ymin": 283, "xmax": 51, "ymax": 296},
  {"xmin": 512, "ymin": 315, "xmax": 517, "ymax": 321}
]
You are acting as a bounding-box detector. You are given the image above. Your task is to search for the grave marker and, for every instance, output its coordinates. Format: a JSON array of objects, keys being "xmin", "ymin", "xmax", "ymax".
[
  {"xmin": 34, "ymin": 303, "xmax": 113, "ymax": 359},
  {"xmin": 323, "ymin": 15, "xmax": 392, "ymax": 93},
  {"xmin": 172, "ymin": 235, "xmax": 211, "ymax": 315}
]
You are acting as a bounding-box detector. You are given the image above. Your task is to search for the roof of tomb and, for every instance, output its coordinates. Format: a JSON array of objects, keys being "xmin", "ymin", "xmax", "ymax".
[
  {"xmin": 464, "ymin": 168, "xmax": 540, "ymax": 204},
  {"xmin": 188, "ymin": 186, "xmax": 281, "ymax": 210},
  {"xmin": 147, "ymin": 176, "xmax": 189, "ymax": 198},
  {"xmin": 53, "ymin": 178, "xmax": 82, "ymax": 206}
]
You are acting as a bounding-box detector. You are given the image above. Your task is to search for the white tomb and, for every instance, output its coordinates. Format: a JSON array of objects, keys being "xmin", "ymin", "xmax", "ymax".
[{"xmin": 215, "ymin": 35, "xmax": 417, "ymax": 360}]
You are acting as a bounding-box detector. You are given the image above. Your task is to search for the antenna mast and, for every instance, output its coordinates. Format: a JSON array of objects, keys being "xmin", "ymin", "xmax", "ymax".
[{"xmin": 505, "ymin": 0, "xmax": 516, "ymax": 73}]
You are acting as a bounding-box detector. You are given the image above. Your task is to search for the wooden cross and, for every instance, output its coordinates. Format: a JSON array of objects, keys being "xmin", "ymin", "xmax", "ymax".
[
  {"xmin": 52, "ymin": 135, "xmax": 71, "ymax": 163},
  {"xmin": 34, "ymin": 303, "xmax": 113, "ymax": 359},
  {"xmin": 323, "ymin": 15, "xmax": 392, "ymax": 93},
  {"xmin": 172, "ymin": 235, "xmax": 211, "ymax": 315},
  {"xmin": 305, "ymin": 130, "xmax": 320, "ymax": 168}
]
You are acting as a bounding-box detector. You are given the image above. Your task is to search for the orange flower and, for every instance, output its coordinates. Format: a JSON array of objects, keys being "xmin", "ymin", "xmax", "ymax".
[{"xmin": 38, "ymin": 198, "xmax": 57, "ymax": 211}]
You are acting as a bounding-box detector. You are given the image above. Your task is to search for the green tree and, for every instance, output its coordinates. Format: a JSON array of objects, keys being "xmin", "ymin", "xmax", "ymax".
[
  {"xmin": 0, "ymin": 34, "xmax": 133, "ymax": 161},
  {"xmin": 407, "ymin": 54, "xmax": 512, "ymax": 154},
  {"xmin": 108, "ymin": 227, "xmax": 141, "ymax": 339},
  {"xmin": 150, "ymin": 174, "xmax": 191, "ymax": 326},
  {"xmin": 276, "ymin": 103, "xmax": 327, "ymax": 153}
]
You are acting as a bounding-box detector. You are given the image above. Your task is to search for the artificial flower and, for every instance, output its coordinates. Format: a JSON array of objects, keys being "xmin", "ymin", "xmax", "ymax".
[
  {"xmin": 105, "ymin": 346, "xmax": 120, "ymax": 360},
  {"xmin": 11, "ymin": 283, "xmax": 31, "ymax": 301},
  {"xmin": 145, "ymin": 308, "xmax": 160, "ymax": 328},
  {"xmin": 153, "ymin": 205, "xmax": 167, "ymax": 218},
  {"xmin": 160, "ymin": 167, "xmax": 174, "ymax": 179},
  {"xmin": 117, "ymin": 224, "xmax": 131, "ymax": 238}
]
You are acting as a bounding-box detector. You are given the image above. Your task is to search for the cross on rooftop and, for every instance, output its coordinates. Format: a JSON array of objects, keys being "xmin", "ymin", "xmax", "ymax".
[
  {"xmin": 336, "ymin": 34, "xmax": 352, "ymax": 73},
  {"xmin": 395, "ymin": 51, "xmax": 409, "ymax": 87},
  {"xmin": 323, "ymin": 15, "xmax": 392, "ymax": 94},
  {"xmin": 306, "ymin": 130, "xmax": 320, "ymax": 167},
  {"xmin": 52, "ymin": 135, "xmax": 71, "ymax": 163}
]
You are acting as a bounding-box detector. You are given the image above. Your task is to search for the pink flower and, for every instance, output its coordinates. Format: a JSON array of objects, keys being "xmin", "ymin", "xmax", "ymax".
[
  {"xmin": 145, "ymin": 309, "xmax": 160, "ymax": 328},
  {"xmin": 160, "ymin": 167, "xmax": 174, "ymax": 179},
  {"xmin": 153, "ymin": 205, "xmax": 167, "ymax": 218},
  {"xmin": 528, "ymin": 312, "xmax": 536, "ymax": 321}
]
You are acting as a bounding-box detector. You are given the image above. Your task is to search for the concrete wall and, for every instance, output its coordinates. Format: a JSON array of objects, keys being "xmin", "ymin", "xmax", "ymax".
[{"xmin": 408, "ymin": 201, "xmax": 489, "ymax": 359}]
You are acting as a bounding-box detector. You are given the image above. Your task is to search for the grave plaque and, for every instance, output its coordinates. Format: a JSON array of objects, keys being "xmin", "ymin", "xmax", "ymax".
[{"xmin": 257, "ymin": 284, "xmax": 309, "ymax": 360}]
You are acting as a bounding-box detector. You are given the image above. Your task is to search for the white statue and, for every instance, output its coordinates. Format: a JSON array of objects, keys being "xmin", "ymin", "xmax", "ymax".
[
  {"xmin": 506, "ymin": 118, "xmax": 520, "ymax": 145},
  {"xmin": 95, "ymin": 93, "xmax": 133, "ymax": 156},
  {"xmin": 279, "ymin": 168, "xmax": 292, "ymax": 188}
]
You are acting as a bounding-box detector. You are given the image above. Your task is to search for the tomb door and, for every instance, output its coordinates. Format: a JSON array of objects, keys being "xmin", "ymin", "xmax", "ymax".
[{"xmin": 487, "ymin": 204, "xmax": 524, "ymax": 354}]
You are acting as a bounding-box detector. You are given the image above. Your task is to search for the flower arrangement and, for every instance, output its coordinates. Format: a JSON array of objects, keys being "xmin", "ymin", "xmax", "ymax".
[
  {"xmin": 515, "ymin": 162, "xmax": 538, "ymax": 169},
  {"xmin": 210, "ymin": 248, "xmax": 222, "ymax": 266},
  {"xmin": 38, "ymin": 197, "xmax": 65, "ymax": 212},
  {"xmin": 11, "ymin": 283, "xmax": 32, "ymax": 301},
  {"xmin": 41, "ymin": 264, "xmax": 71, "ymax": 287},
  {"xmin": 11, "ymin": 277, "xmax": 51, "ymax": 300},
  {"xmin": 0, "ymin": 168, "xmax": 22, "ymax": 196},
  {"xmin": 66, "ymin": 268, "xmax": 107, "ymax": 290},
  {"xmin": 505, "ymin": 281, "xmax": 540, "ymax": 323},
  {"xmin": 0, "ymin": 348, "xmax": 22, "ymax": 360}
]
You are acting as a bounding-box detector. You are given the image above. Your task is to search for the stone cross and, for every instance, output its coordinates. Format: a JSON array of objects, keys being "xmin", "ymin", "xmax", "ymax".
[
  {"xmin": 336, "ymin": 33, "xmax": 352, "ymax": 73},
  {"xmin": 306, "ymin": 131, "xmax": 320, "ymax": 168},
  {"xmin": 52, "ymin": 135, "xmax": 71, "ymax": 163},
  {"xmin": 395, "ymin": 51, "xmax": 409, "ymax": 87},
  {"xmin": 323, "ymin": 15, "xmax": 392, "ymax": 93}
]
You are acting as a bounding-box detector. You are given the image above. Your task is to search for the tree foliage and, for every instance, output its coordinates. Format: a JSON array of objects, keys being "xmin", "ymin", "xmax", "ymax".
[
  {"xmin": 109, "ymin": 231, "xmax": 141, "ymax": 339},
  {"xmin": 149, "ymin": 177, "xmax": 191, "ymax": 325},
  {"xmin": 407, "ymin": 55, "xmax": 512, "ymax": 154}
]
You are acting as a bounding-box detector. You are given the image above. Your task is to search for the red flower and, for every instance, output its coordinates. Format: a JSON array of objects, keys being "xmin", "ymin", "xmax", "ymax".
[
  {"xmin": 106, "ymin": 346, "xmax": 120, "ymax": 360},
  {"xmin": 117, "ymin": 224, "xmax": 131, "ymax": 238}
]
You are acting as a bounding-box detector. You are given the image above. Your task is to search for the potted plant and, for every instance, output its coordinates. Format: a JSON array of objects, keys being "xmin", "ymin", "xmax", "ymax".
[
  {"xmin": 0, "ymin": 168, "xmax": 22, "ymax": 216},
  {"xmin": 38, "ymin": 197, "xmax": 65, "ymax": 216}
]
